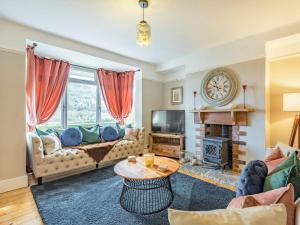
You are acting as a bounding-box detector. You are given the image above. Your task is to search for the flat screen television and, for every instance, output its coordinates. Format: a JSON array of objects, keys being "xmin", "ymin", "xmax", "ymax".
[{"xmin": 151, "ymin": 110, "xmax": 185, "ymax": 134}]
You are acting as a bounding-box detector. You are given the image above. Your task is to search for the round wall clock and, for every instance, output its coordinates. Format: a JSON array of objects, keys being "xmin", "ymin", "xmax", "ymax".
[{"xmin": 201, "ymin": 68, "xmax": 238, "ymax": 107}]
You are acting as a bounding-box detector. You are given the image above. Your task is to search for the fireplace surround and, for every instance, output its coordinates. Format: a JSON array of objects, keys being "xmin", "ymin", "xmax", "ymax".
[{"xmin": 192, "ymin": 108, "xmax": 254, "ymax": 173}]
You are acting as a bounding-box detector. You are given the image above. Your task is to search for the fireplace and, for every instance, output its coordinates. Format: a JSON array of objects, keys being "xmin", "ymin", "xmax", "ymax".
[
  {"xmin": 203, "ymin": 125, "xmax": 232, "ymax": 169},
  {"xmin": 203, "ymin": 137, "xmax": 230, "ymax": 167},
  {"xmin": 192, "ymin": 108, "xmax": 254, "ymax": 173}
]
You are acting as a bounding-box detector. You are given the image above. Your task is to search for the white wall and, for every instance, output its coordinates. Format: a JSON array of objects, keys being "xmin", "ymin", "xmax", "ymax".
[
  {"xmin": 163, "ymin": 59, "xmax": 266, "ymax": 162},
  {"xmin": 142, "ymin": 79, "xmax": 164, "ymax": 144},
  {"xmin": 268, "ymin": 57, "xmax": 300, "ymax": 147},
  {"xmin": 0, "ymin": 49, "xmax": 27, "ymax": 193},
  {"xmin": 265, "ymin": 33, "xmax": 300, "ymax": 148}
]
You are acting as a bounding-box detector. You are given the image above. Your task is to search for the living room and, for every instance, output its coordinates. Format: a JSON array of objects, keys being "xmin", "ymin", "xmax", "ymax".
[{"xmin": 1, "ymin": 1, "xmax": 300, "ymax": 225}]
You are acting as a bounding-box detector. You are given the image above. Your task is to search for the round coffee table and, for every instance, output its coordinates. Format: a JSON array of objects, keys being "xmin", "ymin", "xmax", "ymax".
[{"xmin": 114, "ymin": 156, "xmax": 180, "ymax": 215}]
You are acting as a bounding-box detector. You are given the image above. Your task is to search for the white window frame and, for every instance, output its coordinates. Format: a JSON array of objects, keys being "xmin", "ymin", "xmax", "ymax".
[{"xmin": 60, "ymin": 66, "xmax": 101, "ymax": 128}]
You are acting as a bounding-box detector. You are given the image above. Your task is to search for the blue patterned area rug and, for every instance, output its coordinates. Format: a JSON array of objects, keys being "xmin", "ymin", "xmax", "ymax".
[{"xmin": 31, "ymin": 166, "xmax": 235, "ymax": 225}]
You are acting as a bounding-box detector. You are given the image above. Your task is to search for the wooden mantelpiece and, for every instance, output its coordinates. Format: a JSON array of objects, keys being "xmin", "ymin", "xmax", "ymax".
[{"xmin": 190, "ymin": 108, "xmax": 255, "ymax": 126}]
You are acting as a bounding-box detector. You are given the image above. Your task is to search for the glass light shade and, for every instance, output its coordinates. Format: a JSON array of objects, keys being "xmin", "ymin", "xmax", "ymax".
[
  {"xmin": 283, "ymin": 93, "xmax": 300, "ymax": 111},
  {"xmin": 136, "ymin": 20, "xmax": 151, "ymax": 46}
]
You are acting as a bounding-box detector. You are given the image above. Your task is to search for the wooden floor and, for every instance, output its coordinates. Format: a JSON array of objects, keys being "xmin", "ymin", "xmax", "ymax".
[{"xmin": 0, "ymin": 188, "xmax": 43, "ymax": 225}]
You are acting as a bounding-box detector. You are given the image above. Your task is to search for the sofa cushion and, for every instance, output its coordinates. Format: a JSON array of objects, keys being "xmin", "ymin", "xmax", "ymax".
[
  {"xmin": 264, "ymin": 152, "xmax": 300, "ymax": 199},
  {"xmin": 265, "ymin": 147, "xmax": 285, "ymax": 162},
  {"xmin": 35, "ymin": 127, "xmax": 49, "ymax": 136},
  {"xmin": 78, "ymin": 125, "xmax": 101, "ymax": 144},
  {"xmin": 102, "ymin": 126, "xmax": 119, "ymax": 141},
  {"xmin": 116, "ymin": 123, "xmax": 125, "ymax": 139},
  {"xmin": 236, "ymin": 160, "xmax": 268, "ymax": 197},
  {"xmin": 40, "ymin": 134, "xmax": 62, "ymax": 155},
  {"xmin": 266, "ymin": 157, "xmax": 288, "ymax": 174},
  {"xmin": 36, "ymin": 127, "xmax": 59, "ymax": 137},
  {"xmin": 296, "ymin": 198, "xmax": 300, "ymax": 225},
  {"xmin": 228, "ymin": 184, "xmax": 295, "ymax": 225},
  {"xmin": 123, "ymin": 127, "xmax": 139, "ymax": 141},
  {"xmin": 60, "ymin": 128, "xmax": 83, "ymax": 146},
  {"xmin": 168, "ymin": 204, "xmax": 287, "ymax": 225},
  {"xmin": 265, "ymin": 147, "xmax": 287, "ymax": 174},
  {"xmin": 276, "ymin": 142, "xmax": 299, "ymax": 157}
]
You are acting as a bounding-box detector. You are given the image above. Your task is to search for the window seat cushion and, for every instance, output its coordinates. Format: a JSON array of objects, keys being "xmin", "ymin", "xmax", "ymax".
[
  {"xmin": 101, "ymin": 126, "xmax": 119, "ymax": 141},
  {"xmin": 60, "ymin": 128, "xmax": 83, "ymax": 146}
]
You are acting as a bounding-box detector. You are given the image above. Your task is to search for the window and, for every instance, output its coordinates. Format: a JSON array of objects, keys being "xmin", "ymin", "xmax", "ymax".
[
  {"xmin": 100, "ymin": 93, "xmax": 114, "ymax": 126},
  {"xmin": 38, "ymin": 66, "xmax": 115, "ymax": 130},
  {"xmin": 67, "ymin": 80, "xmax": 98, "ymax": 127},
  {"xmin": 40, "ymin": 103, "xmax": 62, "ymax": 130}
]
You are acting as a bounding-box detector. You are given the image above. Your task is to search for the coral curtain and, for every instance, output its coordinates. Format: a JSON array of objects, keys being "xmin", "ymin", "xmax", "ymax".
[
  {"xmin": 96, "ymin": 69, "xmax": 135, "ymax": 125},
  {"xmin": 26, "ymin": 46, "xmax": 70, "ymax": 131}
]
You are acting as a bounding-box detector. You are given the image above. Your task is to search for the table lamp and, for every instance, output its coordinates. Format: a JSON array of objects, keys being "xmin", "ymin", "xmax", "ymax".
[{"xmin": 283, "ymin": 93, "xmax": 300, "ymax": 148}]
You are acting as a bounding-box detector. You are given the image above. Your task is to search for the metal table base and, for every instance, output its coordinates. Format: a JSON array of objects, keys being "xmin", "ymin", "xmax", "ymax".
[{"xmin": 119, "ymin": 176, "xmax": 173, "ymax": 215}]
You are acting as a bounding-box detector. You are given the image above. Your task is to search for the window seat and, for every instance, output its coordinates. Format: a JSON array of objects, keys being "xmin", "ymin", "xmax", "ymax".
[{"xmin": 26, "ymin": 128, "xmax": 145, "ymax": 184}]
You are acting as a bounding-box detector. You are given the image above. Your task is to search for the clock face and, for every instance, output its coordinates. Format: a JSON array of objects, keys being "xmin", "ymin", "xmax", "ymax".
[
  {"xmin": 201, "ymin": 68, "xmax": 238, "ymax": 106},
  {"xmin": 206, "ymin": 74, "xmax": 231, "ymax": 100}
]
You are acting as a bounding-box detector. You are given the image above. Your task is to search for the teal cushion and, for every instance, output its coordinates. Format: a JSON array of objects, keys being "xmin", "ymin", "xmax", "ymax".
[
  {"xmin": 46, "ymin": 128, "xmax": 59, "ymax": 137},
  {"xmin": 35, "ymin": 127, "xmax": 48, "ymax": 136},
  {"xmin": 263, "ymin": 166, "xmax": 293, "ymax": 191},
  {"xmin": 116, "ymin": 123, "xmax": 125, "ymax": 138},
  {"xmin": 269, "ymin": 152, "xmax": 298, "ymax": 174},
  {"xmin": 263, "ymin": 151, "xmax": 300, "ymax": 199},
  {"xmin": 35, "ymin": 128, "xmax": 59, "ymax": 137},
  {"xmin": 78, "ymin": 125, "xmax": 101, "ymax": 144}
]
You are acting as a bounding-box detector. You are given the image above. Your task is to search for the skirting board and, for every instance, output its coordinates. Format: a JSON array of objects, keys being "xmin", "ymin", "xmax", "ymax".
[{"xmin": 0, "ymin": 175, "xmax": 28, "ymax": 193}]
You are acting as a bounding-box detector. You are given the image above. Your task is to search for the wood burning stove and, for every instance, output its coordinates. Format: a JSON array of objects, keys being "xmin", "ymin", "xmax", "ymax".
[{"xmin": 203, "ymin": 137, "xmax": 231, "ymax": 168}]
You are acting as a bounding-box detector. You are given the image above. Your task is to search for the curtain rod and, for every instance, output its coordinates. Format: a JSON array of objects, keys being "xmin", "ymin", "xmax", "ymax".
[
  {"xmin": 71, "ymin": 63, "xmax": 141, "ymax": 72},
  {"xmin": 31, "ymin": 43, "xmax": 141, "ymax": 72}
]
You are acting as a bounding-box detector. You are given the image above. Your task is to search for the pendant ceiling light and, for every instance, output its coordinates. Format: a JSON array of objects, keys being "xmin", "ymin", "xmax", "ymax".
[{"xmin": 136, "ymin": 0, "xmax": 151, "ymax": 46}]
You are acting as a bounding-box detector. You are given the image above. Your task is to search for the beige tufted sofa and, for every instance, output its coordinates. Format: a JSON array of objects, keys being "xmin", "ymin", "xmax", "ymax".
[{"xmin": 27, "ymin": 128, "xmax": 145, "ymax": 184}]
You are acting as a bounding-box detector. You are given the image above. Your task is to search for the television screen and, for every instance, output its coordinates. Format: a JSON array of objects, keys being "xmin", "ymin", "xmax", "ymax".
[{"xmin": 151, "ymin": 110, "xmax": 185, "ymax": 134}]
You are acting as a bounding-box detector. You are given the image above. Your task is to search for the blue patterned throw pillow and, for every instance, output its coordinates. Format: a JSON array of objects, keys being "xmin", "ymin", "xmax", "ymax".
[
  {"xmin": 101, "ymin": 126, "xmax": 119, "ymax": 142},
  {"xmin": 60, "ymin": 128, "xmax": 83, "ymax": 146},
  {"xmin": 236, "ymin": 160, "xmax": 268, "ymax": 197}
]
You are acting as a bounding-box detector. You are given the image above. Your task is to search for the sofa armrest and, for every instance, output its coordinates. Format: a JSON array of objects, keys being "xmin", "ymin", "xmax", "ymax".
[
  {"xmin": 265, "ymin": 147, "xmax": 275, "ymax": 158},
  {"xmin": 26, "ymin": 132, "xmax": 45, "ymax": 164},
  {"xmin": 296, "ymin": 198, "xmax": 300, "ymax": 225},
  {"xmin": 137, "ymin": 127, "xmax": 145, "ymax": 146}
]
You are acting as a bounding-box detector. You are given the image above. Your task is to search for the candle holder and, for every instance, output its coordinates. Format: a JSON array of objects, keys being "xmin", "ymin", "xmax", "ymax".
[
  {"xmin": 193, "ymin": 91, "xmax": 197, "ymax": 110},
  {"xmin": 143, "ymin": 153, "xmax": 155, "ymax": 167},
  {"xmin": 242, "ymin": 85, "xmax": 247, "ymax": 109}
]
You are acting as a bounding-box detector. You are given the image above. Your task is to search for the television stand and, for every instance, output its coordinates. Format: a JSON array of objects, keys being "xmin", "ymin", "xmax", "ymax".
[{"xmin": 149, "ymin": 133, "xmax": 185, "ymax": 159}]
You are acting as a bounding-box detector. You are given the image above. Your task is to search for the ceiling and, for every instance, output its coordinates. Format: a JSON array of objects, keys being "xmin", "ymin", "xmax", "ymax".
[{"xmin": 1, "ymin": 0, "xmax": 300, "ymax": 64}]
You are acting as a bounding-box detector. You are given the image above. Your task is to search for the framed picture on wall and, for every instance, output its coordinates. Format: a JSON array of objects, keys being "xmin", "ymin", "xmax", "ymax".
[{"xmin": 171, "ymin": 87, "xmax": 183, "ymax": 105}]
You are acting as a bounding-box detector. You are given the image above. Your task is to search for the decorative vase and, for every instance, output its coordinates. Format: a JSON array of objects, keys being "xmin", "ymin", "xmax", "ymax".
[{"xmin": 143, "ymin": 153, "xmax": 155, "ymax": 167}]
